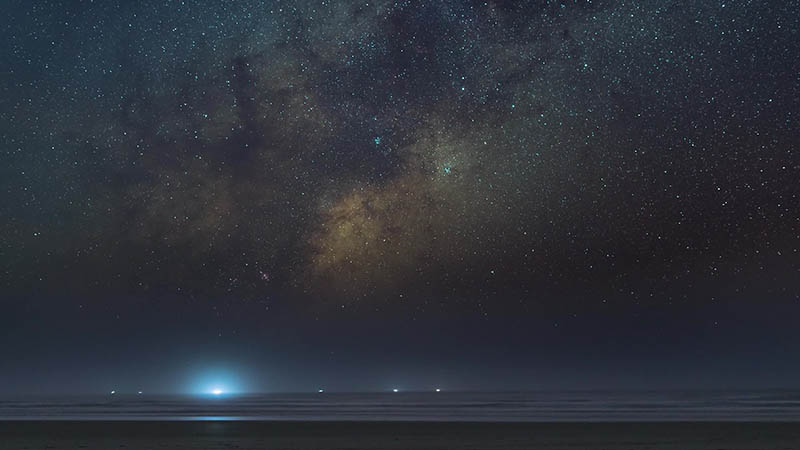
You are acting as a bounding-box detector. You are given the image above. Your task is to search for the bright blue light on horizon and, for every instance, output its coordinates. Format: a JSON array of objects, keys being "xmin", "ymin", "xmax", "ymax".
[{"xmin": 188, "ymin": 367, "xmax": 247, "ymax": 396}]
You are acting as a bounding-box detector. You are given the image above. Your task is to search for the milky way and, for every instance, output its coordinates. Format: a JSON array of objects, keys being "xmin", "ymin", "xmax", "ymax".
[{"xmin": 2, "ymin": 0, "xmax": 798, "ymax": 322}]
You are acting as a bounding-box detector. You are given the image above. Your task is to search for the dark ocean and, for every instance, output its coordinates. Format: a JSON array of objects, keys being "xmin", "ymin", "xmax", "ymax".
[{"xmin": 2, "ymin": 391, "xmax": 799, "ymax": 421}]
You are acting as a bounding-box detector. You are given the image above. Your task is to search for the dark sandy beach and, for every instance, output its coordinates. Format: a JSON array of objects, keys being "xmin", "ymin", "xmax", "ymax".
[{"xmin": 2, "ymin": 421, "xmax": 799, "ymax": 450}]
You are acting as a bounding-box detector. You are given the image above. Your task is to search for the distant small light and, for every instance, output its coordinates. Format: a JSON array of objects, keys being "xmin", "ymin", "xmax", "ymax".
[
  {"xmin": 435, "ymin": 388, "xmax": 441, "ymax": 392},
  {"xmin": 137, "ymin": 391, "xmax": 143, "ymax": 395},
  {"xmin": 212, "ymin": 389, "xmax": 223, "ymax": 395},
  {"xmin": 318, "ymin": 389, "xmax": 324, "ymax": 393},
  {"xmin": 110, "ymin": 390, "xmax": 116, "ymax": 395},
  {"xmin": 392, "ymin": 388, "xmax": 399, "ymax": 393}
]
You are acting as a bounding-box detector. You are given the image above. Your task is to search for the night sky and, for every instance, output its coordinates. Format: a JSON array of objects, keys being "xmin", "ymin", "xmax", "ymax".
[{"xmin": 1, "ymin": 0, "xmax": 799, "ymax": 395}]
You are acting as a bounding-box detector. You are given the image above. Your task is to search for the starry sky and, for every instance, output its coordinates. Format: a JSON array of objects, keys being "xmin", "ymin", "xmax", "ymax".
[{"xmin": 1, "ymin": 0, "xmax": 799, "ymax": 394}]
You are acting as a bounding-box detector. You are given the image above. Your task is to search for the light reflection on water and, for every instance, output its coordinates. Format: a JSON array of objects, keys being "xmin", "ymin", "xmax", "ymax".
[
  {"xmin": 191, "ymin": 416, "xmax": 245, "ymax": 421},
  {"xmin": 1, "ymin": 391, "xmax": 800, "ymax": 421}
]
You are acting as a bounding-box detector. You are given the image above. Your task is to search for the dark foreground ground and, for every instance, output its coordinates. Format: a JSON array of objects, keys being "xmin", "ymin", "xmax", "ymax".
[{"xmin": 1, "ymin": 421, "xmax": 799, "ymax": 450}]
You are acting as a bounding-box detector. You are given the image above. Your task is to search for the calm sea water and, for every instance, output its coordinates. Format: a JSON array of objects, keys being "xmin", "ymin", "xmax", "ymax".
[{"xmin": 1, "ymin": 391, "xmax": 799, "ymax": 421}]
